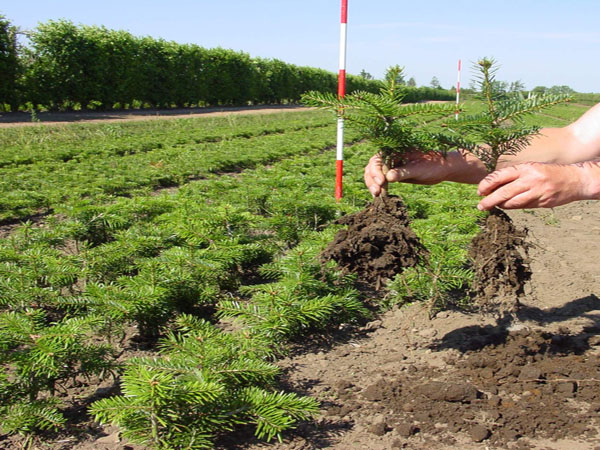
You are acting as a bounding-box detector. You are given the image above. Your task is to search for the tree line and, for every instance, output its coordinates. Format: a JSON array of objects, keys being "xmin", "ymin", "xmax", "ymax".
[{"xmin": 0, "ymin": 16, "xmax": 455, "ymax": 112}]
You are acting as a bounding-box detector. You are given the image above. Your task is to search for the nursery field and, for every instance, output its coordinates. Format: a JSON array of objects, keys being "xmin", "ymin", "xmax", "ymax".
[{"xmin": 0, "ymin": 102, "xmax": 598, "ymax": 450}]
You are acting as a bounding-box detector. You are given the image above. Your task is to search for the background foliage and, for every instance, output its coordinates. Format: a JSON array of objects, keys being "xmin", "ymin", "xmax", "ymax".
[{"xmin": 0, "ymin": 17, "xmax": 457, "ymax": 112}]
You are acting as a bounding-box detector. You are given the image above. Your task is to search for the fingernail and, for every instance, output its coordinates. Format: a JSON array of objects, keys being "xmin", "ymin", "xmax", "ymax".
[
  {"xmin": 369, "ymin": 185, "xmax": 378, "ymax": 196},
  {"xmin": 477, "ymin": 203, "xmax": 484, "ymax": 211}
]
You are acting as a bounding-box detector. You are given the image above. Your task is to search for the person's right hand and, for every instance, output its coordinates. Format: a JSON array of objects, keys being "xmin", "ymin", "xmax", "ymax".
[
  {"xmin": 364, "ymin": 151, "xmax": 459, "ymax": 197},
  {"xmin": 477, "ymin": 161, "xmax": 600, "ymax": 210}
]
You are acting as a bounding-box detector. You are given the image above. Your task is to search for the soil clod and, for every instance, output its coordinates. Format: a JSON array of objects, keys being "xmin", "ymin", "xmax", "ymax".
[
  {"xmin": 321, "ymin": 196, "xmax": 426, "ymax": 289},
  {"xmin": 469, "ymin": 208, "xmax": 531, "ymax": 308}
]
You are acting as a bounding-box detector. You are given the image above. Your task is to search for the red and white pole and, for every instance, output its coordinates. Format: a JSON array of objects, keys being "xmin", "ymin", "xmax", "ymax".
[
  {"xmin": 335, "ymin": 0, "xmax": 348, "ymax": 201},
  {"xmin": 455, "ymin": 59, "xmax": 461, "ymax": 120}
]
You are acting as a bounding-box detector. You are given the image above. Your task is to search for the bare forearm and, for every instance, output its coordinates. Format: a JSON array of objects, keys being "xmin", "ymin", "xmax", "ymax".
[
  {"xmin": 497, "ymin": 103, "xmax": 600, "ymax": 168},
  {"xmin": 437, "ymin": 122, "xmax": 600, "ymax": 184},
  {"xmin": 444, "ymin": 151, "xmax": 489, "ymax": 184}
]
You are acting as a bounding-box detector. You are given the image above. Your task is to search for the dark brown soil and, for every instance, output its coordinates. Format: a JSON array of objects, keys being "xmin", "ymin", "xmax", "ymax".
[
  {"xmin": 468, "ymin": 208, "xmax": 531, "ymax": 307},
  {"xmin": 344, "ymin": 327, "xmax": 600, "ymax": 448},
  {"xmin": 320, "ymin": 196, "xmax": 427, "ymax": 289}
]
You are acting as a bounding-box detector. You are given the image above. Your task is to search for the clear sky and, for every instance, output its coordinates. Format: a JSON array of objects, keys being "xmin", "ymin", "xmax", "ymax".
[{"xmin": 2, "ymin": 0, "xmax": 599, "ymax": 92}]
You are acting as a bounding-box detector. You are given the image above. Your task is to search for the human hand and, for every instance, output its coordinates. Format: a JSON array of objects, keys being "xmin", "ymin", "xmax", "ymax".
[
  {"xmin": 477, "ymin": 162, "xmax": 595, "ymax": 210},
  {"xmin": 364, "ymin": 151, "xmax": 455, "ymax": 197}
]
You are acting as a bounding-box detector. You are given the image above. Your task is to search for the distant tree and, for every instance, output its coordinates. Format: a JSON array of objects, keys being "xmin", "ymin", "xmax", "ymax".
[
  {"xmin": 532, "ymin": 86, "xmax": 547, "ymax": 95},
  {"xmin": 359, "ymin": 69, "xmax": 373, "ymax": 80},
  {"xmin": 491, "ymin": 80, "xmax": 508, "ymax": 94},
  {"xmin": 0, "ymin": 15, "xmax": 20, "ymax": 110},
  {"xmin": 385, "ymin": 65, "xmax": 406, "ymax": 85},
  {"xmin": 549, "ymin": 85, "xmax": 576, "ymax": 95},
  {"xmin": 407, "ymin": 77, "xmax": 416, "ymax": 87},
  {"xmin": 509, "ymin": 80, "xmax": 526, "ymax": 92},
  {"xmin": 430, "ymin": 76, "xmax": 441, "ymax": 89}
]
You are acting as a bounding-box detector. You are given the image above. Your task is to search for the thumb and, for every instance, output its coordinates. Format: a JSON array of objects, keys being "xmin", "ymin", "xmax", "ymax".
[{"xmin": 386, "ymin": 166, "xmax": 412, "ymax": 182}]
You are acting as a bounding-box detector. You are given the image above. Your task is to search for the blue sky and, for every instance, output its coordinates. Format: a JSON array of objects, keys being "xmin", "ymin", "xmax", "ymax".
[{"xmin": 3, "ymin": 0, "xmax": 599, "ymax": 92}]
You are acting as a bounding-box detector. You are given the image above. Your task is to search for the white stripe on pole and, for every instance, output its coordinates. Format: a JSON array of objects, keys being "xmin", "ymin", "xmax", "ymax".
[
  {"xmin": 335, "ymin": 0, "xmax": 348, "ymax": 201},
  {"xmin": 336, "ymin": 117, "xmax": 344, "ymax": 160},
  {"xmin": 455, "ymin": 59, "xmax": 461, "ymax": 120},
  {"xmin": 338, "ymin": 23, "xmax": 347, "ymax": 71}
]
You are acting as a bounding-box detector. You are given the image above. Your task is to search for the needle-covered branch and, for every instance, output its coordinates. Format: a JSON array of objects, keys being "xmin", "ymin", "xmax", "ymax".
[
  {"xmin": 302, "ymin": 66, "xmax": 458, "ymax": 172},
  {"xmin": 441, "ymin": 57, "xmax": 572, "ymax": 172}
]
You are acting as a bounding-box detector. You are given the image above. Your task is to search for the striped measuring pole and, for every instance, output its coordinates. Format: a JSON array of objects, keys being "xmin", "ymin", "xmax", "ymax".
[
  {"xmin": 455, "ymin": 59, "xmax": 461, "ymax": 120},
  {"xmin": 335, "ymin": 0, "xmax": 348, "ymax": 201}
]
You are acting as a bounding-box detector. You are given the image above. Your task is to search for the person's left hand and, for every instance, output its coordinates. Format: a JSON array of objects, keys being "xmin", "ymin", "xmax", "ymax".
[{"xmin": 477, "ymin": 162, "xmax": 589, "ymax": 210}]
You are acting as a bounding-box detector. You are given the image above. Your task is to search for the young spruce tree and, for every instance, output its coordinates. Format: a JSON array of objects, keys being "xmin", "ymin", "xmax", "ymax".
[
  {"xmin": 438, "ymin": 57, "xmax": 571, "ymax": 172},
  {"xmin": 302, "ymin": 66, "xmax": 458, "ymax": 194}
]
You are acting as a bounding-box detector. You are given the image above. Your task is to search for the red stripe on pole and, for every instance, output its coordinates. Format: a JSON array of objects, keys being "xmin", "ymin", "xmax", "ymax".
[
  {"xmin": 335, "ymin": 160, "xmax": 343, "ymax": 199},
  {"xmin": 338, "ymin": 69, "xmax": 346, "ymax": 98},
  {"xmin": 341, "ymin": 0, "xmax": 348, "ymax": 23}
]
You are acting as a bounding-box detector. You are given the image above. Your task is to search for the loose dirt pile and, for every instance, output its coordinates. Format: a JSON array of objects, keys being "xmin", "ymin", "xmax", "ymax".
[
  {"xmin": 344, "ymin": 327, "xmax": 600, "ymax": 448},
  {"xmin": 320, "ymin": 196, "xmax": 426, "ymax": 288}
]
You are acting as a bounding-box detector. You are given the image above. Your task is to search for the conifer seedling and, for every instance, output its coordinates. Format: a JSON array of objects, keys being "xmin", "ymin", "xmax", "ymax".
[
  {"xmin": 302, "ymin": 66, "xmax": 458, "ymax": 195},
  {"xmin": 438, "ymin": 57, "xmax": 571, "ymax": 172},
  {"xmin": 441, "ymin": 58, "xmax": 571, "ymax": 308}
]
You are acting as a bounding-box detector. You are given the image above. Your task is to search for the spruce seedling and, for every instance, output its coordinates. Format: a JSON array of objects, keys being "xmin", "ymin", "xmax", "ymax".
[
  {"xmin": 438, "ymin": 58, "xmax": 571, "ymax": 307},
  {"xmin": 439, "ymin": 58, "xmax": 571, "ymax": 172},
  {"xmin": 302, "ymin": 66, "xmax": 458, "ymax": 195}
]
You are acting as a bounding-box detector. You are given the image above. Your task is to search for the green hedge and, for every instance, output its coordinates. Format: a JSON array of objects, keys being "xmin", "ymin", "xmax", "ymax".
[
  {"xmin": 2, "ymin": 18, "xmax": 454, "ymax": 111},
  {"xmin": 0, "ymin": 15, "xmax": 20, "ymax": 110}
]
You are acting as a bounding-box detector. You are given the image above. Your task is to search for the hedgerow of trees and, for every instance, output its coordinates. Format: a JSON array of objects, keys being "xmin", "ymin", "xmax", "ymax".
[
  {"xmin": 0, "ymin": 16, "xmax": 455, "ymax": 112},
  {"xmin": 0, "ymin": 14, "xmax": 20, "ymax": 110}
]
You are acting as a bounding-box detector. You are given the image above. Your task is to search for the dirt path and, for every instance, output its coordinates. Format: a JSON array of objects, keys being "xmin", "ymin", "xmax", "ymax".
[
  {"xmin": 239, "ymin": 201, "xmax": 600, "ymax": 450},
  {"xmin": 0, "ymin": 105, "xmax": 308, "ymax": 128}
]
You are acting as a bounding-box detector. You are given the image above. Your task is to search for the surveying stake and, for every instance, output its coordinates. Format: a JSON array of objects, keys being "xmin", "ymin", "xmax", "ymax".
[
  {"xmin": 455, "ymin": 59, "xmax": 461, "ymax": 120},
  {"xmin": 335, "ymin": 0, "xmax": 348, "ymax": 200}
]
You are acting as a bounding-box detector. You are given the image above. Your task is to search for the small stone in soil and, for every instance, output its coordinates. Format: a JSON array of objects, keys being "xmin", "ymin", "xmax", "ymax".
[
  {"xmin": 470, "ymin": 425, "xmax": 491, "ymax": 442},
  {"xmin": 555, "ymin": 381, "xmax": 577, "ymax": 396},
  {"xmin": 368, "ymin": 421, "xmax": 389, "ymax": 436},
  {"xmin": 519, "ymin": 366, "xmax": 543, "ymax": 380},
  {"xmin": 395, "ymin": 422, "xmax": 418, "ymax": 438}
]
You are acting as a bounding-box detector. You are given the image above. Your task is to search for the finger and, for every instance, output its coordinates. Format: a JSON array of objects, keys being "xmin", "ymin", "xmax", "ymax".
[
  {"xmin": 386, "ymin": 167, "xmax": 412, "ymax": 182},
  {"xmin": 386, "ymin": 164, "xmax": 435, "ymax": 185},
  {"xmin": 368, "ymin": 155, "xmax": 385, "ymax": 185},
  {"xmin": 477, "ymin": 182, "xmax": 529, "ymax": 211},
  {"xmin": 368, "ymin": 183, "xmax": 381, "ymax": 197},
  {"xmin": 364, "ymin": 155, "xmax": 384, "ymax": 196},
  {"xmin": 477, "ymin": 167, "xmax": 521, "ymax": 196},
  {"xmin": 494, "ymin": 190, "xmax": 538, "ymax": 209}
]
